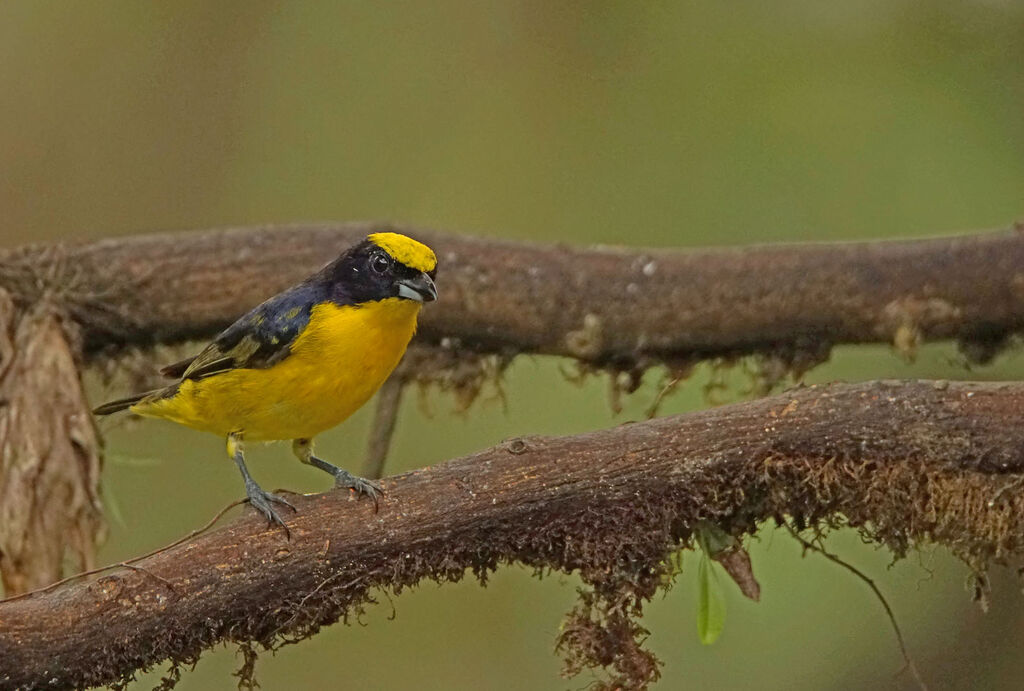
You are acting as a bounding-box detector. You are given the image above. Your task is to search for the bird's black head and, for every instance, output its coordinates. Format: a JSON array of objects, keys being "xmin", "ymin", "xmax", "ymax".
[{"xmin": 324, "ymin": 232, "xmax": 438, "ymax": 306}]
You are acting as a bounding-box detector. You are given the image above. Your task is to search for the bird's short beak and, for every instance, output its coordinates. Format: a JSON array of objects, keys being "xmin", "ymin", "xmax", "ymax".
[{"xmin": 397, "ymin": 272, "xmax": 437, "ymax": 303}]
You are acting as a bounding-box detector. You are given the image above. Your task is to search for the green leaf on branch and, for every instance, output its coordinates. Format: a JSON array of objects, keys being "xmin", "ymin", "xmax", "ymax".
[
  {"xmin": 696, "ymin": 521, "xmax": 761, "ymax": 602},
  {"xmin": 697, "ymin": 553, "xmax": 726, "ymax": 645}
]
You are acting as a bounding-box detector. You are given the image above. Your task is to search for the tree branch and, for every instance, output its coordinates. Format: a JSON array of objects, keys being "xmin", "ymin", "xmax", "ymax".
[
  {"xmin": 3, "ymin": 224, "xmax": 1023, "ymax": 369},
  {"xmin": 2, "ymin": 380, "xmax": 1023, "ymax": 690}
]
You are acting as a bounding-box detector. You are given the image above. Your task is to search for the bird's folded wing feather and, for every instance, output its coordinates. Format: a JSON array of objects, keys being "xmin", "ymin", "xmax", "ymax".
[{"xmin": 161, "ymin": 284, "xmax": 320, "ymax": 381}]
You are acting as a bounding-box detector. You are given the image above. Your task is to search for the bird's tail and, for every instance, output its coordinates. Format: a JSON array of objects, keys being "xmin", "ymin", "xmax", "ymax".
[{"xmin": 92, "ymin": 391, "xmax": 159, "ymax": 416}]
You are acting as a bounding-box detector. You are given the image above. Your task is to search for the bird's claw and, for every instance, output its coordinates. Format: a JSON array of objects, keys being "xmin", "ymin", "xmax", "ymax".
[
  {"xmin": 333, "ymin": 471, "xmax": 383, "ymax": 510},
  {"xmin": 245, "ymin": 483, "xmax": 296, "ymax": 532}
]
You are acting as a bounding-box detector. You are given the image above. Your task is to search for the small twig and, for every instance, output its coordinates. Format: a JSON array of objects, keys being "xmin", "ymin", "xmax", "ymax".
[
  {"xmin": 645, "ymin": 375, "xmax": 682, "ymax": 419},
  {"xmin": 784, "ymin": 522, "xmax": 928, "ymax": 691},
  {"xmin": 362, "ymin": 375, "xmax": 406, "ymax": 479},
  {"xmin": 0, "ymin": 499, "xmax": 243, "ymax": 604},
  {"xmin": 119, "ymin": 563, "xmax": 176, "ymax": 595}
]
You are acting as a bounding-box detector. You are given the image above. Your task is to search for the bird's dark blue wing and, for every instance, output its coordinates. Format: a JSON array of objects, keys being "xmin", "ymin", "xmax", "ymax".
[{"xmin": 166, "ymin": 281, "xmax": 326, "ymax": 381}]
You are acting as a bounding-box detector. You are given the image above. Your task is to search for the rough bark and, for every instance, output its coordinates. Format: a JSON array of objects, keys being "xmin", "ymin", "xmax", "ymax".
[
  {"xmin": 0, "ymin": 291, "xmax": 103, "ymax": 595},
  {"xmin": 1, "ymin": 224, "xmax": 1022, "ymax": 369},
  {"xmin": 2, "ymin": 380, "xmax": 1023, "ymax": 691}
]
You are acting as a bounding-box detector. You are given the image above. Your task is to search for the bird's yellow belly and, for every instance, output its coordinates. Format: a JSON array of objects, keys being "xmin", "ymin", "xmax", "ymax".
[{"xmin": 135, "ymin": 299, "xmax": 419, "ymax": 441}]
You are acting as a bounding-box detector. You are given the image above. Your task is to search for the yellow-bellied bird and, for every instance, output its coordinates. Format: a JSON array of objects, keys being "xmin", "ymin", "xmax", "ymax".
[{"xmin": 94, "ymin": 233, "xmax": 437, "ymax": 526}]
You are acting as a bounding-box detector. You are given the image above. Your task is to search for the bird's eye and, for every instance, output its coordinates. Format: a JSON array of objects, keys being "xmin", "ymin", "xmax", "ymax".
[{"xmin": 371, "ymin": 253, "xmax": 391, "ymax": 274}]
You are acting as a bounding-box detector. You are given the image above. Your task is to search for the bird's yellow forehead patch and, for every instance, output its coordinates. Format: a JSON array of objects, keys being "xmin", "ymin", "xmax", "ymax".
[{"xmin": 368, "ymin": 232, "xmax": 437, "ymax": 273}]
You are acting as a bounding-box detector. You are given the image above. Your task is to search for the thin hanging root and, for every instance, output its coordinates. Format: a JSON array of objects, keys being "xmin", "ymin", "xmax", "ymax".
[
  {"xmin": 784, "ymin": 522, "xmax": 927, "ymax": 691},
  {"xmin": 362, "ymin": 376, "xmax": 406, "ymax": 480}
]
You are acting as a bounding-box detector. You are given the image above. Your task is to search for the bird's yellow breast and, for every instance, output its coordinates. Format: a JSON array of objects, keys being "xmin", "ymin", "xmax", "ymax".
[{"xmin": 135, "ymin": 299, "xmax": 420, "ymax": 441}]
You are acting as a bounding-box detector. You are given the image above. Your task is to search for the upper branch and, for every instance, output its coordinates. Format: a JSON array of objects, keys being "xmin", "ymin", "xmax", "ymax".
[
  {"xmin": 3, "ymin": 224, "xmax": 1023, "ymax": 367},
  {"xmin": 2, "ymin": 380, "xmax": 1023, "ymax": 690}
]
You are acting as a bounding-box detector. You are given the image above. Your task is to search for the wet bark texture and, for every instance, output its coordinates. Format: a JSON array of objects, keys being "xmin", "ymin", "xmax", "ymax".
[{"xmin": 1, "ymin": 380, "xmax": 1023, "ymax": 691}]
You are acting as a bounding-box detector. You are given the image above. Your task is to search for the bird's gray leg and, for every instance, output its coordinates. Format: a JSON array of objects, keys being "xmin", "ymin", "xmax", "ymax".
[
  {"xmin": 229, "ymin": 431, "xmax": 295, "ymax": 529},
  {"xmin": 292, "ymin": 438, "xmax": 383, "ymax": 508}
]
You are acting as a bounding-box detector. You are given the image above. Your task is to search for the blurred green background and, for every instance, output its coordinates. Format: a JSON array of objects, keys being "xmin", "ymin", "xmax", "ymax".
[{"xmin": 2, "ymin": 2, "xmax": 1024, "ymax": 689}]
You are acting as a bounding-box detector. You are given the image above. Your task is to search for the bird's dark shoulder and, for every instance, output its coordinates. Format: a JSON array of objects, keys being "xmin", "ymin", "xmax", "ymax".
[{"xmin": 161, "ymin": 280, "xmax": 328, "ymax": 381}]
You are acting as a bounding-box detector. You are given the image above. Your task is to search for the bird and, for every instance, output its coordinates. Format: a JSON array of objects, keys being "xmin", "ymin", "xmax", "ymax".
[{"xmin": 93, "ymin": 232, "xmax": 437, "ymax": 527}]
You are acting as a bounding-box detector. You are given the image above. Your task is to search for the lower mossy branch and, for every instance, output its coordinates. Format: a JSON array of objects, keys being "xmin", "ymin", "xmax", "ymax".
[{"xmin": 2, "ymin": 380, "xmax": 1023, "ymax": 690}]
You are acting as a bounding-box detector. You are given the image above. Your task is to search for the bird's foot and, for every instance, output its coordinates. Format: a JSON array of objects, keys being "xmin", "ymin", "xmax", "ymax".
[
  {"xmin": 333, "ymin": 470, "xmax": 383, "ymax": 509},
  {"xmin": 244, "ymin": 480, "xmax": 296, "ymax": 531}
]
